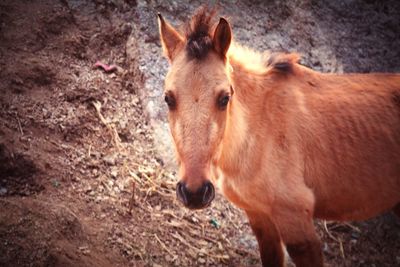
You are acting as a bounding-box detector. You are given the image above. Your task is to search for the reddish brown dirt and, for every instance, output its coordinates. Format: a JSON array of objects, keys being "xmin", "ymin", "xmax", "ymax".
[
  {"xmin": 0, "ymin": 1, "xmax": 399, "ymax": 267},
  {"xmin": 0, "ymin": 1, "xmax": 255, "ymax": 266}
]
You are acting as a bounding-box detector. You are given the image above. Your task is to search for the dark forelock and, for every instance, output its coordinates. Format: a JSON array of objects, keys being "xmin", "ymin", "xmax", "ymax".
[{"xmin": 184, "ymin": 6, "xmax": 217, "ymax": 60}]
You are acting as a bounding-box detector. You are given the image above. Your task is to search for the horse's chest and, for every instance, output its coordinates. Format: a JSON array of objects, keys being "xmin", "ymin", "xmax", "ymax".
[
  {"xmin": 215, "ymin": 172, "xmax": 260, "ymax": 211},
  {"xmin": 221, "ymin": 179, "xmax": 249, "ymax": 209},
  {"xmin": 213, "ymin": 161, "xmax": 280, "ymax": 213}
]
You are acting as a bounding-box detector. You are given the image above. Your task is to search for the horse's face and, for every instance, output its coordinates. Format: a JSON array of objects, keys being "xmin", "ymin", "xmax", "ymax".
[
  {"xmin": 165, "ymin": 52, "xmax": 232, "ymax": 209},
  {"xmin": 158, "ymin": 14, "xmax": 232, "ymax": 209}
]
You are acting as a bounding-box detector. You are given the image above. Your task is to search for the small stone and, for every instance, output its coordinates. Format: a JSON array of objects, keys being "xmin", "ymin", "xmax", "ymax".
[
  {"xmin": 165, "ymin": 255, "xmax": 171, "ymax": 262},
  {"xmin": 0, "ymin": 187, "xmax": 7, "ymax": 196},
  {"xmin": 11, "ymin": 77, "xmax": 24, "ymax": 85},
  {"xmin": 110, "ymin": 168, "xmax": 118, "ymax": 178},
  {"xmin": 198, "ymin": 258, "xmax": 206, "ymax": 264},
  {"xmin": 78, "ymin": 246, "xmax": 90, "ymax": 255},
  {"xmin": 103, "ymin": 153, "xmax": 117, "ymax": 165},
  {"xmin": 85, "ymin": 186, "xmax": 93, "ymax": 194},
  {"xmin": 52, "ymin": 180, "xmax": 60, "ymax": 188},
  {"xmin": 132, "ymin": 96, "xmax": 139, "ymax": 104}
]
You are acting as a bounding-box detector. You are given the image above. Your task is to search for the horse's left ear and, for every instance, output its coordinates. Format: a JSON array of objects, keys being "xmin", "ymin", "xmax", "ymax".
[
  {"xmin": 213, "ymin": 18, "xmax": 231, "ymax": 60},
  {"xmin": 158, "ymin": 13, "xmax": 184, "ymax": 62}
]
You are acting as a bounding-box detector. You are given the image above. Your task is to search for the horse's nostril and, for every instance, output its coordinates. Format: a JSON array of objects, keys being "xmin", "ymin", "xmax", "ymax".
[
  {"xmin": 176, "ymin": 182, "xmax": 188, "ymax": 206},
  {"xmin": 202, "ymin": 182, "xmax": 215, "ymax": 206}
]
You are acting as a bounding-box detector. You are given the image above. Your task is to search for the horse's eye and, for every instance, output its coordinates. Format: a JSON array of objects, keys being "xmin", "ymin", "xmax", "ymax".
[
  {"xmin": 164, "ymin": 93, "xmax": 176, "ymax": 110},
  {"xmin": 217, "ymin": 94, "xmax": 230, "ymax": 110}
]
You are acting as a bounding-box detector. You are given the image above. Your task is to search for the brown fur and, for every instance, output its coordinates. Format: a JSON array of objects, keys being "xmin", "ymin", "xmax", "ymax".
[{"xmin": 158, "ymin": 7, "xmax": 400, "ymax": 267}]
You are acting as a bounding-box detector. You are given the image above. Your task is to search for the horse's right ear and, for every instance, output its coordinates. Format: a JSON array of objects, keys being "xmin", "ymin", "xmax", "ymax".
[
  {"xmin": 158, "ymin": 13, "xmax": 184, "ymax": 62},
  {"xmin": 213, "ymin": 17, "xmax": 232, "ymax": 60}
]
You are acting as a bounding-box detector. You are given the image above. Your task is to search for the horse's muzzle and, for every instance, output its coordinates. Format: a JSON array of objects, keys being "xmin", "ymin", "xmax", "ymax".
[{"xmin": 176, "ymin": 181, "xmax": 215, "ymax": 209}]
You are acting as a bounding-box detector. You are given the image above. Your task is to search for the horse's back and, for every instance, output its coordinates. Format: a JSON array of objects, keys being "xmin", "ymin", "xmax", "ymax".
[{"xmin": 295, "ymin": 70, "xmax": 400, "ymax": 220}]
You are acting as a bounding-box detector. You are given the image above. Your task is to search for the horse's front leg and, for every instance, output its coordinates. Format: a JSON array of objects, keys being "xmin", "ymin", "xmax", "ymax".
[
  {"xmin": 274, "ymin": 206, "xmax": 323, "ymax": 267},
  {"xmin": 245, "ymin": 211, "xmax": 285, "ymax": 267}
]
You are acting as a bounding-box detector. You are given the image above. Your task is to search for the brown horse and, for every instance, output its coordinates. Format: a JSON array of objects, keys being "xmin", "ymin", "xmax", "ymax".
[{"xmin": 157, "ymin": 7, "xmax": 400, "ymax": 267}]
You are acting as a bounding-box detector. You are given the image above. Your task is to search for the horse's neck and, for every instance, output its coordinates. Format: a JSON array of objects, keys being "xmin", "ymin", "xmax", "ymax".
[
  {"xmin": 228, "ymin": 58, "xmax": 267, "ymax": 105},
  {"xmin": 217, "ymin": 60, "xmax": 267, "ymax": 175}
]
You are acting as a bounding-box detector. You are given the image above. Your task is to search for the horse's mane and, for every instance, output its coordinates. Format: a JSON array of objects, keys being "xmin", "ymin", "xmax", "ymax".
[
  {"xmin": 184, "ymin": 6, "xmax": 300, "ymax": 73},
  {"xmin": 184, "ymin": 6, "xmax": 216, "ymax": 59},
  {"xmin": 228, "ymin": 45, "xmax": 300, "ymax": 74}
]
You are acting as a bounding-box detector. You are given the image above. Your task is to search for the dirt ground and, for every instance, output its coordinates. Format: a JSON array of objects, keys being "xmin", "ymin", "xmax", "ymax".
[{"xmin": 0, "ymin": 0, "xmax": 399, "ymax": 267}]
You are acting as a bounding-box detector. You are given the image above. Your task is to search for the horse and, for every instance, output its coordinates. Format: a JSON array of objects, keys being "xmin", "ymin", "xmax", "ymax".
[{"xmin": 157, "ymin": 7, "xmax": 400, "ymax": 267}]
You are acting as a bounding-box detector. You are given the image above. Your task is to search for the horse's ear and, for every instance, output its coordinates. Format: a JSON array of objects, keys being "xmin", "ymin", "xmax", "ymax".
[
  {"xmin": 158, "ymin": 13, "xmax": 184, "ymax": 62},
  {"xmin": 213, "ymin": 18, "xmax": 231, "ymax": 60}
]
